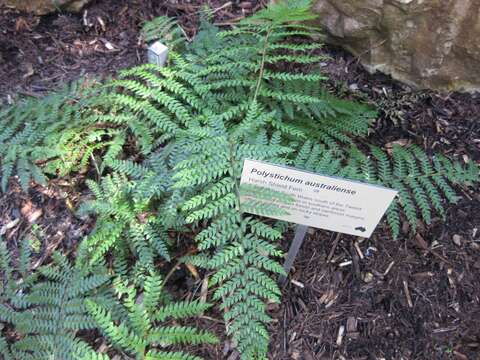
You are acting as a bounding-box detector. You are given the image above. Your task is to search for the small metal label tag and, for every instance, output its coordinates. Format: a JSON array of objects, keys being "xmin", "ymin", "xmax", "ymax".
[{"xmin": 147, "ymin": 41, "xmax": 169, "ymax": 67}]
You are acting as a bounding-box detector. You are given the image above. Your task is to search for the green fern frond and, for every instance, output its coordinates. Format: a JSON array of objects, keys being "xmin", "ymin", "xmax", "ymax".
[
  {"xmin": 86, "ymin": 272, "xmax": 216, "ymax": 359},
  {"xmin": 243, "ymin": 0, "xmax": 317, "ymax": 24},
  {"xmin": 77, "ymin": 174, "xmax": 171, "ymax": 268},
  {"xmin": 0, "ymin": 238, "xmax": 111, "ymax": 360},
  {"xmin": 142, "ymin": 16, "xmax": 186, "ymax": 49},
  {"xmin": 294, "ymin": 143, "xmax": 478, "ymax": 238}
]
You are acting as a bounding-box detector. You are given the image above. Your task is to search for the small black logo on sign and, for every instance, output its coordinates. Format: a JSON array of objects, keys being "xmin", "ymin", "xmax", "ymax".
[{"xmin": 355, "ymin": 226, "xmax": 366, "ymax": 232}]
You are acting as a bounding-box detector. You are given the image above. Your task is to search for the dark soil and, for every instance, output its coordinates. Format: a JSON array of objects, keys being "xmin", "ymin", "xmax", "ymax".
[
  {"xmin": 0, "ymin": 0, "xmax": 266, "ymax": 102},
  {"xmin": 1, "ymin": 1, "xmax": 479, "ymax": 360}
]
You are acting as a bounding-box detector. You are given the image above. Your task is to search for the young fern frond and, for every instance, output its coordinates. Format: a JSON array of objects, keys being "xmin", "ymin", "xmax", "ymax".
[
  {"xmin": 142, "ymin": 15, "xmax": 186, "ymax": 49},
  {"xmin": 77, "ymin": 173, "xmax": 172, "ymax": 268}
]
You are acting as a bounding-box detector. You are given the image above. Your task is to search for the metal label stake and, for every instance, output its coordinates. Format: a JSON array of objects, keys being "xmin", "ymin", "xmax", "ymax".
[{"xmin": 279, "ymin": 224, "xmax": 309, "ymax": 285}]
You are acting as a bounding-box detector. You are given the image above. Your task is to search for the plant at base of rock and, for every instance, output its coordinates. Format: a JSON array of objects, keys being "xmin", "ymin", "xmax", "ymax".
[
  {"xmin": 374, "ymin": 92, "xmax": 428, "ymax": 128},
  {"xmin": 104, "ymin": 0, "xmax": 478, "ymax": 356},
  {"xmin": 0, "ymin": 237, "xmax": 115, "ymax": 360},
  {"xmin": 83, "ymin": 272, "xmax": 217, "ymax": 360}
]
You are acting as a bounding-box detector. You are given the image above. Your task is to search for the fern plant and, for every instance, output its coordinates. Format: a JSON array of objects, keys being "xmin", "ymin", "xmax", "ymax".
[
  {"xmin": 0, "ymin": 237, "xmax": 114, "ymax": 360},
  {"xmin": 83, "ymin": 271, "xmax": 217, "ymax": 360},
  {"xmin": 87, "ymin": 1, "xmax": 478, "ymax": 357}
]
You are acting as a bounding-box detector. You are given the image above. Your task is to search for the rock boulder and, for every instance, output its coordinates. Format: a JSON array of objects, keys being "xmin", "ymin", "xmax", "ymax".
[
  {"xmin": 3, "ymin": 0, "xmax": 92, "ymax": 15},
  {"xmin": 313, "ymin": 0, "xmax": 480, "ymax": 92}
]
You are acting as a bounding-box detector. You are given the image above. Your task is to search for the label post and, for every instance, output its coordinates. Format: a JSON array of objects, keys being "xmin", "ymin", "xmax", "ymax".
[{"xmin": 278, "ymin": 224, "xmax": 309, "ymax": 285}]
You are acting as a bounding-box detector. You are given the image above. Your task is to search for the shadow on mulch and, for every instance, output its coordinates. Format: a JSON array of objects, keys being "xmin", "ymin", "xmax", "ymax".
[
  {"xmin": 1, "ymin": 1, "xmax": 480, "ymax": 360},
  {"xmin": 0, "ymin": 179, "xmax": 94, "ymax": 267}
]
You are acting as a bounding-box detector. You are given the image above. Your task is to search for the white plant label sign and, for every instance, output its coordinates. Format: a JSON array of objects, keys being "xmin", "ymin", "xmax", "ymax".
[{"xmin": 240, "ymin": 159, "xmax": 398, "ymax": 238}]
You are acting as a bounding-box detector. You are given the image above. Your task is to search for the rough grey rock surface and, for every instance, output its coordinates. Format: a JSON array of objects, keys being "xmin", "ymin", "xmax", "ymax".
[
  {"xmin": 313, "ymin": 0, "xmax": 480, "ymax": 92},
  {"xmin": 3, "ymin": 0, "xmax": 92, "ymax": 15}
]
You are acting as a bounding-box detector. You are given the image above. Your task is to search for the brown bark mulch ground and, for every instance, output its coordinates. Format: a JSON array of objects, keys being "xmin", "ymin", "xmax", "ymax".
[
  {"xmin": 1, "ymin": 1, "xmax": 479, "ymax": 359},
  {"xmin": 0, "ymin": 0, "xmax": 266, "ymax": 102}
]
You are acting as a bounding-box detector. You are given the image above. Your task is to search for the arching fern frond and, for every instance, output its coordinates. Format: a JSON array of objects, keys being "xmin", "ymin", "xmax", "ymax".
[
  {"xmin": 292, "ymin": 143, "xmax": 479, "ymax": 238},
  {"xmin": 84, "ymin": 272, "xmax": 216, "ymax": 360},
  {"xmin": 173, "ymin": 102, "xmax": 295, "ymax": 358},
  {"xmin": 0, "ymin": 238, "xmax": 113, "ymax": 360}
]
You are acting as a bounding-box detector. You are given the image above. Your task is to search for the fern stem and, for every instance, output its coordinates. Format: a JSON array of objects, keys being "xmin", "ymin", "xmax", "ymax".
[
  {"xmin": 228, "ymin": 141, "xmax": 242, "ymax": 212},
  {"xmin": 253, "ymin": 27, "xmax": 273, "ymax": 102}
]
